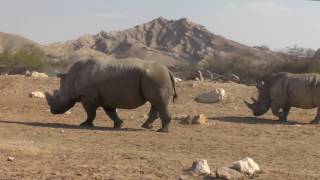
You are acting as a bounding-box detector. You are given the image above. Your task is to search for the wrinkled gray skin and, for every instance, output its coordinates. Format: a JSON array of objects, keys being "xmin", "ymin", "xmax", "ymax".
[
  {"xmin": 245, "ymin": 72, "xmax": 320, "ymax": 124},
  {"xmin": 46, "ymin": 59, "xmax": 177, "ymax": 132}
]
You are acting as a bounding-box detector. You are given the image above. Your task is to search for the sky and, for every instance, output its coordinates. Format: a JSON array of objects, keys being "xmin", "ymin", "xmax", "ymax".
[{"xmin": 0, "ymin": 0, "xmax": 319, "ymax": 50}]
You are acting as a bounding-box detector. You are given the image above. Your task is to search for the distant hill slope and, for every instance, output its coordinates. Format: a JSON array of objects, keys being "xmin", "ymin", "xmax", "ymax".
[{"xmin": 0, "ymin": 32, "xmax": 41, "ymax": 53}]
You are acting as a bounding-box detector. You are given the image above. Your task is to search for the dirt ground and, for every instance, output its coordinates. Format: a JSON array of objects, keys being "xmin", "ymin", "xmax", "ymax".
[{"xmin": 0, "ymin": 75, "xmax": 319, "ymax": 180}]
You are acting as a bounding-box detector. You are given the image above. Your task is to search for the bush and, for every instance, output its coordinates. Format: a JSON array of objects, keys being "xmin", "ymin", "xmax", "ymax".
[{"xmin": 0, "ymin": 45, "xmax": 47, "ymax": 71}]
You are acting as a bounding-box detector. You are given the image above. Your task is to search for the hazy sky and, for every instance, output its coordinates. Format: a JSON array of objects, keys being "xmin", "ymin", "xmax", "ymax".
[{"xmin": 0, "ymin": 0, "xmax": 319, "ymax": 49}]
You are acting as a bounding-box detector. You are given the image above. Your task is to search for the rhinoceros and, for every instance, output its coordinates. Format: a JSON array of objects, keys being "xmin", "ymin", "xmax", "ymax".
[
  {"xmin": 245, "ymin": 72, "xmax": 320, "ymax": 123},
  {"xmin": 45, "ymin": 58, "xmax": 177, "ymax": 132}
]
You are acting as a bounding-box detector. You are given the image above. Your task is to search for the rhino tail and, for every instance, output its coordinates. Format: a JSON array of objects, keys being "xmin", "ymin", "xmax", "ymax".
[{"xmin": 169, "ymin": 71, "xmax": 178, "ymax": 103}]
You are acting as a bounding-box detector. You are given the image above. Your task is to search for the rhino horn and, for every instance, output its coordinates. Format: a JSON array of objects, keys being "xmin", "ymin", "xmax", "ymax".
[
  {"xmin": 251, "ymin": 97, "xmax": 257, "ymax": 103},
  {"xmin": 244, "ymin": 100, "xmax": 254, "ymax": 110}
]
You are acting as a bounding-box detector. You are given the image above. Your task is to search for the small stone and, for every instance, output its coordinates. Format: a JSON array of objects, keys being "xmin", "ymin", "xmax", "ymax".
[
  {"xmin": 141, "ymin": 114, "xmax": 148, "ymax": 119},
  {"xmin": 232, "ymin": 157, "xmax": 260, "ymax": 175},
  {"xmin": 7, "ymin": 156, "xmax": 15, "ymax": 161},
  {"xmin": 174, "ymin": 114, "xmax": 190, "ymax": 121},
  {"xmin": 60, "ymin": 130, "xmax": 64, "ymax": 133},
  {"xmin": 174, "ymin": 77, "xmax": 183, "ymax": 83},
  {"xmin": 191, "ymin": 159, "xmax": 210, "ymax": 175},
  {"xmin": 192, "ymin": 114, "xmax": 207, "ymax": 125},
  {"xmin": 29, "ymin": 91, "xmax": 45, "ymax": 98},
  {"xmin": 216, "ymin": 167, "xmax": 244, "ymax": 180},
  {"xmin": 130, "ymin": 116, "xmax": 135, "ymax": 119},
  {"xmin": 65, "ymin": 111, "xmax": 71, "ymax": 114}
]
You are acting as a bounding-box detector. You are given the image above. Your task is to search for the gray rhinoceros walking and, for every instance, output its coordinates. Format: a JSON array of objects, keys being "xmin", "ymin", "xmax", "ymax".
[
  {"xmin": 245, "ymin": 72, "xmax": 320, "ymax": 123},
  {"xmin": 45, "ymin": 58, "xmax": 177, "ymax": 132}
]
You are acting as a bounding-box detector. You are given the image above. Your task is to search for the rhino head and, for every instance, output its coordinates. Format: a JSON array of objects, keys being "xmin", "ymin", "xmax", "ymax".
[
  {"xmin": 45, "ymin": 73, "xmax": 76, "ymax": 114},
  {"xmin": 244, "ymin": 81, "xmax": 271, "ymax": 116}
]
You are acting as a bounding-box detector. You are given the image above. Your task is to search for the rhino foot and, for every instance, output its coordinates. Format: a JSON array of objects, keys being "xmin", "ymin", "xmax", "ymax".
[
  {"xmin": 311, "ymin": 119, "xmax": 320, "ymax": 124},
  {"xmin": 80, "ymin": 121, "xmax": 94, "ymax": 128},
  {"xmin": 113, "ymin": 121, "xmax": 123, "ymax": 129},
  {"xmin": 157, "ymin": 127, "xmax": 169, "ymax": 133},
  {"xmin": 142, "ymin": 123, "xmax": 153, "ymax": 129}
]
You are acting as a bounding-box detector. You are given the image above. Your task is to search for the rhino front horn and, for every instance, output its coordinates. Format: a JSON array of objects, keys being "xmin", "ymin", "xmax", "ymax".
[{"xmin": 244, "ymin": 100, "xmax": 254, "ymax": 110}]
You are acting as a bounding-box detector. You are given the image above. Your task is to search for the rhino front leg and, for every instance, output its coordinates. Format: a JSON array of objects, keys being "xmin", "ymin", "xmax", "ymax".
[
  {"xmin": 311, "ymin": 107, "xmax": 320, "ymax": 124},
  {"xmin": 103, "ymin": 107, "xmax": 123, "ymax": 128},
  {"xmin": 80, "ymin": 97, "xmax": 98, "ymax": 128},
  {"xmin": 142, "ymin": 105, "xmax": 159, "ymax": 129},
  {"xmin": 271, "ymin": 103, "xmax": 288, "ymax": 122},
  {"xmin": 281, "ymin": 105, "xmax": 291, "ymax": 122}
]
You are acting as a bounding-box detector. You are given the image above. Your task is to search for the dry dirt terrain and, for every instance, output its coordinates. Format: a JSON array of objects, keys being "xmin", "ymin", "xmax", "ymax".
[{"xmin": 0, "ymin": 75, "xmax": 319, "ymax": 180}]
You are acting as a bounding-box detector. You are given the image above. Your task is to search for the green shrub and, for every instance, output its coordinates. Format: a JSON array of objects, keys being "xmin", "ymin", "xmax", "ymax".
[{"xmin": 0, "ymin": 45, "xmax": 47, "ymax": 71}]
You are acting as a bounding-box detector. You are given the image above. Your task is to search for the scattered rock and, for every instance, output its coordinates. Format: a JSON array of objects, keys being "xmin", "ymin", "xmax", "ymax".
[
  {"xmin": 191, "ymin": 159, "xmax": 211, "ymax": 175},
  {"xmin": 174, "ymin": 114, "xmax": 190, "ymax": 121},
  {"xmin": 196, "ymin": 70, "xmax": 204, "ymax": 82},
  {"xmin": 130, "ymin": 116, "xmax": 135, "ymax": 120},
  {"xmin": 174, "ymin": 77, "xmax": 183, "ymax": 83},
  {"xmin": 195, "ymin": 88, "xmax": 226, "ymax": 103},
  {"xmin": 27, "ymin": 71, "xmax": 48, "ymax": 78},
  {"xmin": 29, "ymin": 91, "xmax": 45, "ymax": 98},
  {"xmin": 141, "ymin": 113, "xmax": 148, "ymax": 119},
  {"xmin": 216, "ymin": 167, "xmax": 244, "ymax": 180},
  {"xmin": 60, "ymin": 130, "xmax": 64, "ymax": 133},
  {"xmin": 7, "ymin": 156, "xmax": 15, "ymax": 161},
  {"xmin": 65, "ymin": 111, "xmax": 71, "ymax": 114},
  {"xmin": 192, "ymin": 114, "xmax": 207, "ymax": 125},
  {"xmin": 232, "ymin": 157, "xmax": 260, "ymax": 175}
]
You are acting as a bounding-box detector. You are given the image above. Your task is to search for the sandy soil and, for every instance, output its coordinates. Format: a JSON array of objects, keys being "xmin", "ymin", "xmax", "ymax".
[{"xmin": 0, "ymin": 75, "xmax": 319, "ymax": 180}]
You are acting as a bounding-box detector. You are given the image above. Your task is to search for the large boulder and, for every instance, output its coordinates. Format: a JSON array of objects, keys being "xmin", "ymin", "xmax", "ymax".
[
  {"xmin": 231, "ymin": 157, "xmax": 260, "ymax": 175},
  {"xmin": 195, "ymin": 88, "xmax": 226, "ymax": 103}
]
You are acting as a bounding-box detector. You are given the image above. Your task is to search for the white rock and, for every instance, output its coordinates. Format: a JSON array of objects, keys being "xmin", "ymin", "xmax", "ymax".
[
  {"xmin": 174, "ymin": 77, "xmax": 183, "ymax": 83},
  {"xmin": 232, "ymin": 157, "xmax": 260, "ymax": 175},
  {"xmin": 191, "ymin": 159, "xmax": 211, "ymax": 175},
  {"xmin": 195, "ymin": 88, "xmax": 226, "ymax": 103},
  {"xmin": 29, "ymin": 91, "xmax": 45, "ymax": 98},
  {"xmin": 192, "ymin": 114, "xmax": 207, "ymax": 125},
  {"xmin": 7, "ymin": 156, "xmax": 15, "ymax": 161},
  {"xmin": 65, "ymin": 111, "xmax": 71, "ymax": 114},
  {"xmin": 28, "ymin": 71, "xmax": 48, "ymax": 78}
]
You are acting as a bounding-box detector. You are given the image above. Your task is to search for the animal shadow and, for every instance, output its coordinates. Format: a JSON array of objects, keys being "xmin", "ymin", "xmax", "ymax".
[
  {"xmin": 0, "ymin": 120, "xmax": 143, "ymax": 132},
  {"xmin": 209, "ymin": 116, "xmax": 305, "ymax": 125}
]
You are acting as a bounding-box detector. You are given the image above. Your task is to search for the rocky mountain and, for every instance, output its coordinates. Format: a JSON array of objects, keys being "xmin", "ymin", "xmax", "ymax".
[{"xmin": 45, "ymin": 17, "xmax": 282, "ymax": 67}]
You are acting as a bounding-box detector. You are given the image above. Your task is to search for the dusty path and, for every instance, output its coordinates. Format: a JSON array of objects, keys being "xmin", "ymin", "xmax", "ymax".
[{"xmin": 0, "ymin": 76, "xmax": 319, "ymax": 179}]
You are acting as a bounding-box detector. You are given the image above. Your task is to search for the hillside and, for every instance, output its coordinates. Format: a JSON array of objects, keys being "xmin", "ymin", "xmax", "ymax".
[{"xmin": 0, "ymin": 32, "xmax": 40, "ymax": 54}]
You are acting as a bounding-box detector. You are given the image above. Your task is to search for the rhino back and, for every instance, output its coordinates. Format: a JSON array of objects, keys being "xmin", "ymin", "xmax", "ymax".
[
  {"xmin": 268, "ymin": 73, "xmax": 320, "ymax": 109},
  {"xmin": 286, "ymin": 74, "xmax": 320, "ymax": 108}
]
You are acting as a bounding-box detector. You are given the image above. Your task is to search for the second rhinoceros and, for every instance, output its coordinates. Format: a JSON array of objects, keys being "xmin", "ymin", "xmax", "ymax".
[
  {"xmin": 245, "ymin": 72, "xmax": 320, "ymax": 123},
  {"xmin": 45, "ymin": 58, "xmax": 177, "ymax": 132}
]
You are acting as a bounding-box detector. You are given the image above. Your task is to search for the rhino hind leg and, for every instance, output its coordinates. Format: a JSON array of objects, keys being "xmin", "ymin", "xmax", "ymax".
[
  {"xmin": 80, "ymin": 97, "xmax": 98, "ymax": 128},
  {"xmin": 311, "ymin": 108, "xmax": 320, "ymax": 124},
  {"xmin": 103, "ymin": 107, "xmax": 123, "ymax": 128},
  {"xmin": 157, "ymin": 106, "xmax": 171, "ymax": 133},
  {"xmin": 142, "ymin": 106, "xmax": 159, "ymax": 129}
]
